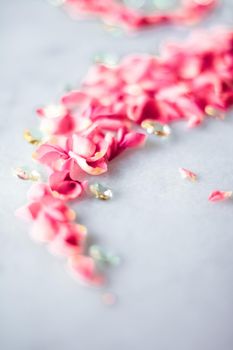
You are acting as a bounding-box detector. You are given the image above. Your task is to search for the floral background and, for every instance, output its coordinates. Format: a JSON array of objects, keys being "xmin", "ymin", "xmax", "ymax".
[{"xmin": 1, "ymin": 0, "xmax": 233, "ymax": 349}]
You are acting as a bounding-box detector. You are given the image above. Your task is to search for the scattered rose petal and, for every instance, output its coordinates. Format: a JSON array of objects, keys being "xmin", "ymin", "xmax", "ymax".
[
  {"xmin": 101, "ymin": 292, "xmax": 117, "ymax": 306},
  {"xmin": 89, "ymin": 183, "xmax": 113, "ymax": 200},
  {"xmin": 16, "ymin": 184, "xmax": 76, "ymax": 242},
  {"xmin": 208, "ymin": 190, "xmax": 233, "ymax": 202},
  {"xmin": 179, "ymin": 168, "xmax": 197, "ymax": 181},
  {"xmin": 68, "ymin": 255, "xmax": 104, "ymax": 286},
  {"xmin": 48, "ymin": 223, "xmax": 87, "ymax": 257}
]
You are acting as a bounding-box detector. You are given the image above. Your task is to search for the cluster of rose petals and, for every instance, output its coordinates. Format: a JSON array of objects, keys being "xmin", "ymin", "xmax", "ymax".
[
  {"xmin": 18, "ymin": 29, "xmax": 233, "ymax": 285},
  {"xmin": 38, "ymin": 28, "xmax": 233, "ymax": 133},
  {"xmin": 16, "ymin": 183, "xmax": 104, "ymax": 285},
  {"xmin": 62, "ymin": 0, "xmax": 218, "ymax": 30}
]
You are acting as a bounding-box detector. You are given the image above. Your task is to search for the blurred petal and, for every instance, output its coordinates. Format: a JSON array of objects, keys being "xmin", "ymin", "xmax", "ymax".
[
  {"xmin": 208, "ymin": 190, "xmax": 232, "ymax": 202},
  {"xmin": 68, "ymin": 255, "xmax": 104, "ymax": 286}
]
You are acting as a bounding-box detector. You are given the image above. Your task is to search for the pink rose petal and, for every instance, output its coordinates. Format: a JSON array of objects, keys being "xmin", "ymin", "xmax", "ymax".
[
  {"xmin": 49, "ymin": 170, "xmax": 86, "ymax": 201},
  {"xmin": 68, "ymin": 255, "xmax": 104, "ymax": 286},
  {"xmin": 179, "ymin": 168, "xmax": 197, "ymax": 181},
  {"xmin": 208, "ymin": 190, "xmax": 233, "ymax": 202},
  {"xmin": 48, "ymin": 223, "xmax": 86, "ymax": 257}
]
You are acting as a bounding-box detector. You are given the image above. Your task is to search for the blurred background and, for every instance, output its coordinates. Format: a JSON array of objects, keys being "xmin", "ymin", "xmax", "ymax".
[{"xmin": 1, "ymin": 1, "xmax": 233, "ymax": 349}]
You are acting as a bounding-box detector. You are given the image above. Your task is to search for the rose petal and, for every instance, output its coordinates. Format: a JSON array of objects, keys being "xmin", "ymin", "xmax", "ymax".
[
  {"xmin": 30, "ymin": 212, "xmax": 57, "ymax": 242},
  {"xmin": 36, "ymin": 144, "xmax": 68, "ymax": 166},
  {"xmin": 179, "ymin": 168, "xmax": 197, "ymax": 181},
  {"xmin": 208, "ymin": 190, "xmax": 233, "ymax": 202},
  {"xmin": 71, "ymin": 134, "xmax": 96, "ymax": 158},
  {"xmin": 68, "ymin": 255, "xmax": 104, "ymax": 286},
  {"xmin": 48, "ymin": 223, "xmax": 86, "ymax": 257},
  {"xmin": 49, "ymin": 170, "xmax": 84, "ymax": 200}
]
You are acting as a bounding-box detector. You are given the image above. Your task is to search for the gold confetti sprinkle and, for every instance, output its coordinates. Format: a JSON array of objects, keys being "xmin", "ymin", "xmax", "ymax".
[
  {"xmin": 205, "ymin": 106, "xmax": 225, "ymax": 120},
  {"xmin": 141, "ymin": 120, "xmax": 171, "ymax": 137},
  {"xmin": 89, "ymin": 183, "xmax": 113, "ymax": 200},
  {"xmin": 23, "ymin": 129, "xmax": 42, "ymax": 146},
  {"xmin": 13, "ymin": 168, "xmax": 41, "ymax": 181}
]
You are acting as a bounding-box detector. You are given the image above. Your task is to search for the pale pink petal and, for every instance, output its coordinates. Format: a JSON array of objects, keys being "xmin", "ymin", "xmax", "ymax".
[
  {"xmin": 27, "ymin": 183, "xmax": 48, "ymax": 201},
  {"xmin": 74, "ymin": 154, "xmax": 108, "ymax": 175},
  {"xmin": 37, "ymin": 104, "xmax": 67, "ymax": 119},
  {"xmin": 29, "ymin": 212, "xmax": 57, "ymax": 243},
  {"xmin": 68, "ymin": 150, "xmax": 108, "ymax": 175},
  {"xmin": 68, "ymin": 255, "xmax": 104, "ymax": 286},
  {"xmin": 71, "ymin": 134, "xmax": 96, "ymax": 158},
  {"xmin": 36, "ymin": 144, "xmax": 68, "ymax": 165},
  {"xmin": 179, "ymin": 168, "xmax": 197, "ymax": 181},
  {"xmin": 49, "ymin": 169, "xmax": 68, "ymax": 187},
  {"xmin": 64, "ymin": 158, "xmax": 87, "ymax": 181},
  {"xmin": 61, "ymin": 91, "xmax": 88, "ymax": 106},
  {"xmin": 15, "ymin": 205, "xmax": 35, "ymax": 222}
]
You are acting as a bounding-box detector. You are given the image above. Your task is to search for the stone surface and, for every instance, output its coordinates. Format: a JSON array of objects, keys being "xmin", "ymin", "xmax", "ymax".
[{"xmin": 1, "ymin": 1, "xmax": 233, "ymax": 349}]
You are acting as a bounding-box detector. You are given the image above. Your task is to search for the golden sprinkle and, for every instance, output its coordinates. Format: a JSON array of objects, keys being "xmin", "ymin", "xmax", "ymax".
[
  {"xmin": 141, "ymin": 120, "xmax": 171, "ymax": 137},
  {"xmin": 205, "ymin": 106, "xmax": 225, "ymax": 120},
  {"xmin": 23, "ymin": 129, "xmax": 42, "ymax": 146},
  {"xmin": 89, "ymin": 183, "xmax": 113, "ymax": 200},
  {"xmin": 13, "ymin": 167, "xmax": 41, "ymax": 181}
]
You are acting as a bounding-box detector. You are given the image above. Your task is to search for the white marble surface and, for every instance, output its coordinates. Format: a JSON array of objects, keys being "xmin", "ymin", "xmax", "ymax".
[{"xmin": 1, "ymin": 1, "xmax": 233, "ymax": 349}]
